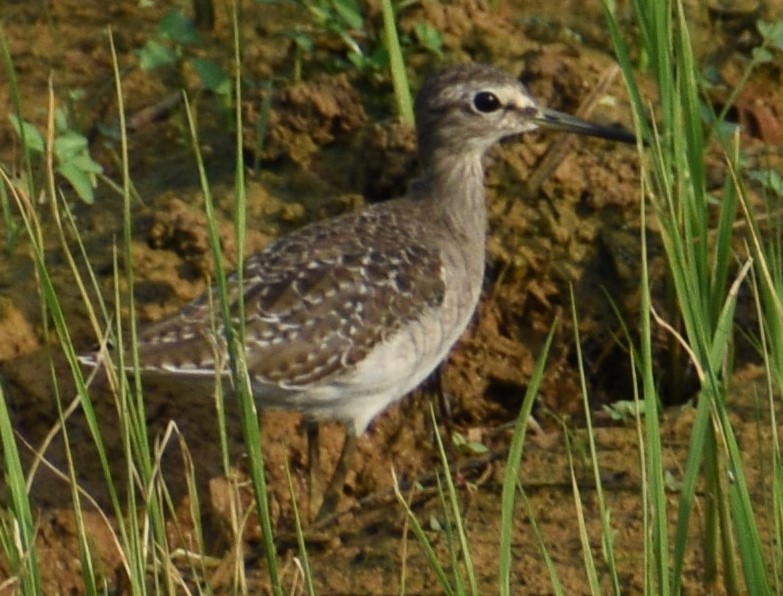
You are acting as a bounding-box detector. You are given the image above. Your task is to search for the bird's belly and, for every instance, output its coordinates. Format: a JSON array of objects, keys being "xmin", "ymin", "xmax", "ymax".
[{"xmin": 270, "ymin": 292, "xmax": 476, "ymax": 433}]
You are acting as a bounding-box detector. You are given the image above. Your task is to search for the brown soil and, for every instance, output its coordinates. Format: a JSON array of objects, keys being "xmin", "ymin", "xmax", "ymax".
[{"xmin": 1, "ymin": 0, "xmax": 782, "ymax": 593}]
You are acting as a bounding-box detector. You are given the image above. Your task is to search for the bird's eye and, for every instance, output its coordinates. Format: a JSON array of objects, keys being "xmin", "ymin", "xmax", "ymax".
[{"xmin": 473, "ymin": 91, "xmax": 501, "ymax": 113}]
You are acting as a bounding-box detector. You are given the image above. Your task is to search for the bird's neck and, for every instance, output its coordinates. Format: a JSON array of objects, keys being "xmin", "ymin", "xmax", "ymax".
[{"xmin": 411, "ymin": 152, "xmax": 488, "ymax": 241}]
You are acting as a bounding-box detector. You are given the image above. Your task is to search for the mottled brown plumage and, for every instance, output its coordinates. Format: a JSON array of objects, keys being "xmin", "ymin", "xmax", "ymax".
[
  {"xmin": 80, "ymin": 63, "xmax": 634, "ymax": 521},
  {"xmin": 135, "ymin": 202, "xmax": 447, "ymax": 388}
]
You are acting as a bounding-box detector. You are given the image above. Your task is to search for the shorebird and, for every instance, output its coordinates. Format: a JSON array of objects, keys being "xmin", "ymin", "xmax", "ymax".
[{"xmin": 79, "ymin": 63, "xmax": 634, "ymax": 521}]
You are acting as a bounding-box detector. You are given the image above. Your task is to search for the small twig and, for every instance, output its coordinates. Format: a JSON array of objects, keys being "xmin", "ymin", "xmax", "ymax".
[
  {"xmin": 126, "ymin": 92, "xmax": 183, "ymax": 131},
  {"xmin": 524, "ymin": 64, "xmax": 621, "ymax": 198}
]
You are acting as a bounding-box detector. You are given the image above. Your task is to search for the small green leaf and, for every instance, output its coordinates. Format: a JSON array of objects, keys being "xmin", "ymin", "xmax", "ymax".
[
  {"xmin": 8, "ymin": 115, "xmax": 45, "ymax": 153},
  {"xmin": 289, "ymin": 31, "xmax": 314, "ymax": 52},
  {"xmin": 68, "ymin": 88, "xmax": 86, "ymax": 102},
  {"xmin": 602, "ymin": 400, "xmax": 645, "ymax": 422},
  {"xmin": 758, "ymin": 19, "xmax": 783, "ymax": 51},
  {"xmin": 332, "ymin": 0, "xmax": 363, "ymax": 30},
  {"xmin": 306, "ymin": 5, "xmax": 329, "ymax": 27},
  {"xmin": 468, "ymin": 441, "xmax": 488, "ymax": 455},
  {"xmin": 752, "ymin": 46, "xmax": 773, "ymax": 64},
  {"xmin": 365, "ymin": 45, "xmax": 388, "ymax": 70},
  {"xmin": 451, "ymin": 431, "xmax": 489, "ymax": 455},
  {"xmin": 138, "ymin": 39, "xmax": 178, "ymax": 70},
  {"xmin": 54, "ymin": 131, "xmax": 89, "ymax": 161},
  {"xmin": 346, "ymin": 51, "xmax": 366, "ymax": 70},
  {"xmin": 190, "ymin": 58, "xmax": 231, "ymax": 95},
  {"xmin": 413, "ymin": 22, "xmax": 443, "ymax": 57},
  {"xmin": 54, "ymin": 108, "xmax": 69, "ymax": 133},
  {"xmin": 664, "ymin": 470, "xmax": 682, "ymax": 492},
  {"xmin": 158, "ymin": 9, "xmax": 200, "ymax": 45},
  {"xmin": 749, "ymin": 169, "xmax": 783, "ymax": 197},
  {"xmin": 68, "ymin": 153, "xmax": 104, "ymax": 175},
  {"xmin": 58, "ymin": 162, "xmax": 96, "ymax": 204}
]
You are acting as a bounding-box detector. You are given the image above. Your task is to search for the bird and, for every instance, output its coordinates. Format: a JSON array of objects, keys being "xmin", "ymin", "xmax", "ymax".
[{"xmin": 79, "ymin": 63, "xmax": 635, "ymax": 522}]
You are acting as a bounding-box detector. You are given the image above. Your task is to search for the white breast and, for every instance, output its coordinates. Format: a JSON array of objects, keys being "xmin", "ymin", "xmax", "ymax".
[{"xmin": 264, "ymin": 252, "xmax": 484, "ymax": 434}]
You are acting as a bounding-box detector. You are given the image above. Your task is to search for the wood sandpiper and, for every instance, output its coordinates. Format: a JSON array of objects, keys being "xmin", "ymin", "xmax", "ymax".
[{"xmin": 80, "ymin": 63, "xmax": 634, "ymax": 521}]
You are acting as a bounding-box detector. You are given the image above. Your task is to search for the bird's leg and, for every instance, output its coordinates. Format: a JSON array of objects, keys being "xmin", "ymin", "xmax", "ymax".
[
  {"xmin": 306, "ymin": 420, "xmax": 322, "ymax": 521},
  {"xmin": 315, "ymin": 428, "xmax": 358, "ymax": 524}
]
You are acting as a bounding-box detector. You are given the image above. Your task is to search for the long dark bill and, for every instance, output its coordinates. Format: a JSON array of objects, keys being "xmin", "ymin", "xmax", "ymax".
[{"xmin": 535, "ymin": 107, "xmax": 636, "ymax": 144}]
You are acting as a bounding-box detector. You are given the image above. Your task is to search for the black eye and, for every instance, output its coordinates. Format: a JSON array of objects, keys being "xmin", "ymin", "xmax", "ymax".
[{"xmin": 473, "ymin": 91, "xmax": 501, "ymax": 113}]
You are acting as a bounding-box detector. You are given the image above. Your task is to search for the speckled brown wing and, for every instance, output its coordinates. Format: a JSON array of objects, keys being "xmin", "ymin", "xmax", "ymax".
[{"xmin": 134, "ymin": 200, "xmax": 447, "ymax": 388}]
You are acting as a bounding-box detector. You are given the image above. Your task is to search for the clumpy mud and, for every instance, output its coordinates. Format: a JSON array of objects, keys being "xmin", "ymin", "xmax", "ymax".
[{"xmin": 1, "ymin": 0, "xmax": 782, "ymax": 593}]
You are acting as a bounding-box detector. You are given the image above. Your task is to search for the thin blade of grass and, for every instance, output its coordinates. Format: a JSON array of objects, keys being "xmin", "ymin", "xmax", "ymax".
[
  {"xmin": 0, "ymin": 383, "xmax": 41, "ymax": 594},
  {"xmin": 178, "ymin": 3, "xmax": 280, "ymax": 590},
  {"xmin": 109, "ymin": 27, "xmax": 172, "ymax": 588},
  {"xmin": 283, "ymin": 457, "xmax": 315, "ymax": 596},
  {"xmin": 563, "ymin": 427, "xmax": 601, "ymax": 593},
  {"xmin": 746, "ymin": 193, "xmax": 783, "ymax": 591},
  {"xmin": 708, "ymin": 263, "xmax": 770, "ymax": 592},
  {"xmin": 569, "ymin": 288, "xmax": 620, "ymax": 594},
  {"xmin": 392, "ymin": 468, "xmax": 455, "ymax": 596},
  {"xmin": 230, "ymin": 2, "xmax": 280, "ymax": 590},
  {"xmin": 432, "ymin": 470, "xmax": 465, "ymax": 596},
  {"xmin": 429, "ymin": 404, "xmax": 477, "ymax": 595},
  {"xmin": 380, "ymin": 0, "xmax": 413, "ymax": 125},
  {"xmin": 499, "ymin": 321, "xmax": 556, "ymax": 595},
  {"xmin": 518, "ymin": 487, "xmax": 565, "ymax": 596},
  {"xmin": 596, "ymin": 19, "xmax": 674, "ymax": 591},
  {"xmin": 0, "ymin": 24, "xmax": 36, "ymax": 207}
]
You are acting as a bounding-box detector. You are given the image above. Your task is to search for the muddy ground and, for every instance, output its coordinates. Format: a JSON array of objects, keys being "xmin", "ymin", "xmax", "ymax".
[{"xmin": 1, "ymin": 0, "xmax": 782, "ymax": 593}]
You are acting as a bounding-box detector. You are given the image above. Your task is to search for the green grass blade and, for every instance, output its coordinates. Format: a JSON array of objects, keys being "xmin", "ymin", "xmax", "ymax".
[
  {"xmin": 0, "ymin": 383, "xmax": 41, "ymax": 594},
  {"xmin": 109, "ymin": 28, "xmax": 171, "ymax": 589},
  {"xmin": 179, "ymin": 3, "xmax": 281, "ymax": 590},
  {"xmin": 0, "ymin": 24, "xmax": 36, "ymax": 207},
  {"xmin": 230, "ymin": 2, "xmax": 280, "ymax": 590},
  {"xmin": 284, "ymin": 457, "xmax": 315, "ymax": 596},
  {"xmin": 392, "ymin": 469, "xmax": 455, "ymax": 596},
  {"xmin": 1, "ymin": 164, "xmax": 139, "ymax": 590},
  {"xmin": 499, "ymin": 321, "xmax": 556, "ymax": 595},
  {"xmin": 430, "ymin": 405, "xmax": 476, "ymax": 595},
  {"xmin": 518, "ymin": 487, "xmax": 565, "ymax": 596},
  {"xmin": 433, "ymin": 470, "xmax": 465, "ymax": 596},
  {"xmin": 569, "ymin": 288, "xmax": 621, "ymax": 594},
  {"xmin": 380, "ymin": 0, "xmax": 413, "ymax": 125},
  {"xmin": 564, "ymin": 428, "xmax": 601, "ymax": 593}
]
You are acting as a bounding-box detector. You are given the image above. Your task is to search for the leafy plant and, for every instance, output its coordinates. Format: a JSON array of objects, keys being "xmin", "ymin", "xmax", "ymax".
[
  {"xmin": 267, "ymin": 0, "xmax": 444, "ymax": 80},
  {"xmin": 137, "ymin": 8, "xmax": 230, "ymax": 99},
  {"xmin": 748, "ymin": 168, "xmax": 783, "ymax": 198},
  {"xmin": 702, "ymin": 18, "xmax": 783, "ymax": 136},
  {"xmin": 412, "ymin": 22, "xmax": 443, "ymax": 58},
  {"xmin": 451, "ymin": 431, "xmax": 489, "ymax": 456},
  {"xmin": 602, "ymin": 399, "xmax": 645, "ymax": 422},
  {"xmin": 8, "ymin": 110, "xmax": 103, "ymax": 204},
  {"xmin": 287, "ymin": 0, "xmax": 389, "ymax": 75}
]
